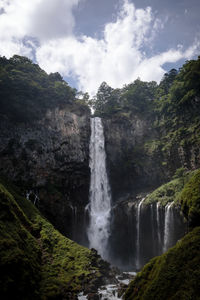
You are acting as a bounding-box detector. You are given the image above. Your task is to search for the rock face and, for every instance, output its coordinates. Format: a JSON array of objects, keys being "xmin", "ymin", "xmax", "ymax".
[
  {"xmin": 103, "ymin": 113, "xmax": 158, "ymax": 201},
  {"xmin": 0, "ymin": 103, "xmax": 91, "ymax": 240},
  {"xmin": 102, "ymin": 113, "xmax": 200, "ymax": 203}
]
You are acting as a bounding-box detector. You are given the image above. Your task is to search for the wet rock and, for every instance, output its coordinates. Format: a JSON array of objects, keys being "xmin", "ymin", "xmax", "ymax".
[{"xmin": 87, "ymin": 293, "xmax": 100, "ymax": 300}]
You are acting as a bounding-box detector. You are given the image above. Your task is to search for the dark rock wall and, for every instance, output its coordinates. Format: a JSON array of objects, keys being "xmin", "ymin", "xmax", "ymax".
[
  {"xmin": 108, "ymin": 200, "xmax": 186, "ymax": 271},
  {"xmin": 103, "ymin": 114, "xmax": 200, "ymax": 203},
  {"xmin": 0, "ymin": 104, "xmax": 91, "ymax": 239},
  {"xmin": 103, "ymin": 114, "xmax": 160, "ymax": 201}
]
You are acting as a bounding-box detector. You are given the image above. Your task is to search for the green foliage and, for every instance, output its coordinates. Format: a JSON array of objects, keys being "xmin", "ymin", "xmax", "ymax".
[
  {"xmin": 92, "ymin": 79, "xmax": 157, "ymax": 117},
  {"xmin": 0, "ymin": 55, "xmax": 77, "ymax": 122},
  {"xmin": 0, "ymin": 183, "xmax": 41, "ymax": 300},
  {"xmin": 144, "ymin": 169, "xmax": 198, "ymax": 207},
  {"xmin": 173, "ymin": 167, "xmax": 186, "ymax": 179},
  {"xmin": 0, "ymin": 181, "xmax": 104, "ymax": 299},
  {"xmin": 154, "ymin": 57, "xmax": 200, "ymax": 128},
  {"xmin": 178, "ymin": 169, "xmax": 200, "ymax": 228},
  {"xmin": 124, "ymin": 227, "xmax": 200, "ymax": 300},
  {"xmin": 156, "ymin": 68, "xmax": 178, "ymax": 97},
  {"xmin": 144, "ymin": 177, "xmax": 184, "ymax": 206}
]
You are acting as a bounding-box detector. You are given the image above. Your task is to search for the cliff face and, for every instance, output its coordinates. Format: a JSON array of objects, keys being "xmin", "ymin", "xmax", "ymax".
[
  {"xmin": 103, "ymin": 113, "xmax": 154, "ymax": 201},
  {"xmin": 0, "ymin": 104, "xmax": 91, "ymax": 240},
  {"xmin": 94, "ymin": 58, "xmax": 200, "ymax": 204},
  {"xmin": 103, "ymin": 112, "xmax": 200, "ymax": 203}
]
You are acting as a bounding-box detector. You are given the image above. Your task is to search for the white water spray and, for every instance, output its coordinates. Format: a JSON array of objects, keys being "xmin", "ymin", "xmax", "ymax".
[
  {"xmin": 136, "ymin": 197, "xmax": 145, "ymax": 270},
  {"xmin": 87, "ymin": 117, "xmax": 111, "ymax": 259},
  {"xmin": 163, "ymin": 202, "xmax": 174, "ymax": 252}
]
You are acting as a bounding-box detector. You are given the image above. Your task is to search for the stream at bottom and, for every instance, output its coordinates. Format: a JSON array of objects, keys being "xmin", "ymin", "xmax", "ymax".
[{"xmin": 78, "ymin": 272, "xmax": 136, "ymax": 300}]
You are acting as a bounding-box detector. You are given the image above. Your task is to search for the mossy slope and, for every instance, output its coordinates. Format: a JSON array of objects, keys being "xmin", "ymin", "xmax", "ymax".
[
  {"xmin": 144, "ymin": 168, "xmax": 199, "ymax": 207},
  {"xmin": 124, "ymin": 226, "xmax": 200, "ymax": 300},
  {"xmin": 0, "ymin": 182, "xmax": 107, "ymax": 299},
  {"xmin": 179, "ymin": 169, "xmax": 200, "ymax": 228},
  {"xmin": 124, "ymin": 169, "xmax": 200, "ymax": 300}
]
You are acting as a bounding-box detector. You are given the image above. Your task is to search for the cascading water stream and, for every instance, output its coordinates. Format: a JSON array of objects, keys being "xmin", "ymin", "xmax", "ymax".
[
  {"xmin": 156, "ymin": 202, "xmax": 162, "ymax": 250},
  {"xmin": 87, "ymin": 117, "xmax": 111, "ymax": 259},
  {"xmin": 163, "ymin": 202, "xmax": 174, "ymax": 252},
  {"xmin": 151, "ymin": 204, "xmax": 156, "ymax": 256},
  {"xmin": 136, "ymin": 197, "xmax": 145, "ymax": 270}
]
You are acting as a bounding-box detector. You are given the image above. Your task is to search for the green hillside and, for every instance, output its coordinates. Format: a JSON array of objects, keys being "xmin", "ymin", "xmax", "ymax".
[{"xmin": 0, "ymin": 181, "xmax": 109, "ymax": 299}]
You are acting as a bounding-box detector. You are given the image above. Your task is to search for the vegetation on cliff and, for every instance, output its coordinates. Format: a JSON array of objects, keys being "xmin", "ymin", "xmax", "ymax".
[
  {"xmin": 144, "ymin": 168, "xmax": 199, "ymax": 207},
  {"xmin": 92, "ymin": 57, "xmax": 200, "ymax": 196},
  {"xmin": 0, "ymin": 55, "xmax": 91, "ymax": 242},
  {"xmin": 0, "ymin": 180, "xmax": 111, "ymax": 299},
  {"xmin": 179, "ymin": 169, "xmax": 200, "ymax": 228},
  {"xmin": 92, "ymin": 57, "xmax": 200, "ymax": 122},
  {"xmin": 0, "ymin": 55, "xmax": 89, "ymax": 123}
]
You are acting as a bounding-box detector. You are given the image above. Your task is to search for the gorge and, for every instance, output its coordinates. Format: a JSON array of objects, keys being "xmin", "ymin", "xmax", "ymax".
[{"xmin": 0, "ymin": 55, "xmax": 200, "ymax": 299}]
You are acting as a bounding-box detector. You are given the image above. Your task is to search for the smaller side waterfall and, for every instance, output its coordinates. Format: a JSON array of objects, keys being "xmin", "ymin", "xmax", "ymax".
[
  {"xmin": 105, "ymin": 197, "xmax": 186, "ymax": 271},
  {"xmin": 150, "ymin": 204, "xmax": 157, "ymax": 255},
  {"xmin": 163, "ymin": 202, "xmax": 174, "ymax": 252},
  {"xmin": 87, "ymin": 117, "xmax": 111, "ymax": 259},
  {"xmin": 156, "ymin": 202, "xmax": 162, "ymax": 250},
  {"xmin": 136, "ymin": 198, "xmax": 145, "ymax": 270}
]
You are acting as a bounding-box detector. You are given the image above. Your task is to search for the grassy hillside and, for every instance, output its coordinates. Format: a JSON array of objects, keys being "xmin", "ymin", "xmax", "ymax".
[{"xmin": 0, "ymin": 181, "xmax": 110, "ymax": 299}]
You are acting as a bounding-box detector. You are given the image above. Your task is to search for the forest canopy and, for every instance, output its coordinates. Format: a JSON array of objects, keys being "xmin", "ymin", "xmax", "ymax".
[
  {"xmin": 0, "ymin": 55, "xmax": 77, "ymax": 122},
  {"xmin": 91, "ymin": 56, "xmax": 200, "ymax": 121}
]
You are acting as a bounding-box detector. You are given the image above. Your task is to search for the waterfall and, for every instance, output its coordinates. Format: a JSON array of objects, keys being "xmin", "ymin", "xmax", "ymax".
[
  {"xmin": 136, "ymin": 197, "xmax": 145, "ymax": 270},
  {"xmin": 87, "ymin": 117, "xmax": 111, "ymax": 259},
  {"xmin": 151, "ymin": 204, "xmax": 156, "ymax": 256},
  {"xmin": 156, "ymin": 202, "xmax": 162, "ymax": 251},
  {"xmin": 163, "ymin": 202, "xmax": 174, "ymax": 252}
]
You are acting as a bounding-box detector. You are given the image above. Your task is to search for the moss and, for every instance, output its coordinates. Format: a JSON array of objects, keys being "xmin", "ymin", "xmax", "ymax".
[
  {"xmin": 178, "ymin": 169, "xmax": 200, "ymax": 228},
  {"xmin": 0, "ymin": 184, "xmax": 41, "ymax": 300},
  {"xmin": 144, "ymin": 140, "xmax": 161, "ymax": 156},
  {"xmin": 124, "ymin": 227, "xmax": 200, "ymax": 300},
  {"xmin": 0, "ymin": 181, "xmax": 105, "ymax": 299},
  {"xmin": 144, "ymin": 169, "xmax": 199, "ymax": 207},
  {"xmin": 144, "ymin": 177, "xmax": 184, "ymax": 206}
]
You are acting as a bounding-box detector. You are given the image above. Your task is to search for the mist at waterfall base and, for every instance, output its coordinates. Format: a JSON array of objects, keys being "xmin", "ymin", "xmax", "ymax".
[{"xmin": 69, "ymin": 117, "xmax": 187, "ymax": 271}]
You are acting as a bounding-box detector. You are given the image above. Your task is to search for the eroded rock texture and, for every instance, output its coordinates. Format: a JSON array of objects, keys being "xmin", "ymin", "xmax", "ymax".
[{"xmin": 0, "ymin": 104, "xmax": 91, "ymax": 240}]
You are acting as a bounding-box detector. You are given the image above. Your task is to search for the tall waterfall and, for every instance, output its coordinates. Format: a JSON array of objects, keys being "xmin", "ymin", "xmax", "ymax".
[
  {"xmin": 163, "ymin": 202, "xmax": 174, "ymax": 252},
  {"xmin": 87, "ymin": 117, "xmax": 111, "ymax": 259},
  {"xmin": 136, "ymin": 198, "xmax": 145, "ymax": 270}
]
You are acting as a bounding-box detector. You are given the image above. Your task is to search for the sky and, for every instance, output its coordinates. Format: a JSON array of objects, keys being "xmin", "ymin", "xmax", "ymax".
[{"xmin": 0, "ymin": 0, "xmax": 200, "ymax": 95}]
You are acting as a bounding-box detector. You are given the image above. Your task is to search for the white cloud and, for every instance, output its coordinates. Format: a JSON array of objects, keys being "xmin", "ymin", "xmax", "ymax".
[
  {"xmin": 0, "ymin": 0, "xmax": 80, "ymax": 56},
  {"xmin": 0, "ymin": 0, "xmax": 199, "ymax": 95},
  {"xmin": 36, "ymin": 0, "xmax": 199, "ymax": 95},
  {"xmin": 29, "ymin": 0, "xmax": 80, "ymax": 41}
]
